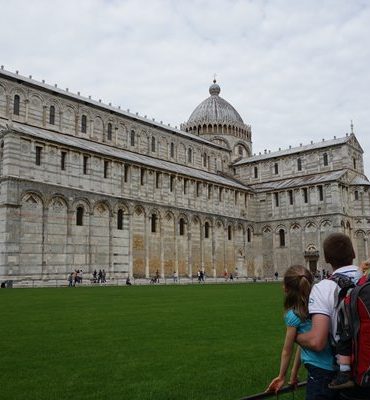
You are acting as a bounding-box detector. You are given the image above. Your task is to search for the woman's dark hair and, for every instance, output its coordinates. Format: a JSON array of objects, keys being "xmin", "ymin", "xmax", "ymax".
[{"xmin": 283, "ymin": 265, "xmax": 313, "ymax": 320}]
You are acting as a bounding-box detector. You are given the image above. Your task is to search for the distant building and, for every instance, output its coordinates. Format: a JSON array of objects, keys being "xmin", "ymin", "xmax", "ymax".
[{"xmin": 0, "ymin": 69, "xmax": 369, "ymax": 282}]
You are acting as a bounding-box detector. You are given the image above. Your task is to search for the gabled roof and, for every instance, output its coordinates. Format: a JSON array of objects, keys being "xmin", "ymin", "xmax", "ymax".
[
  {"xmin": 234, "ymin": 135, "xmax": 355, "ymax": 165},
  {"xmin": 0, "ymin": 120, "xmax": 250, "ymax": 192},
  {"xmin": 250, "ymin": 170, "xmax": 346, "ymax": 192},
  {"xmin": 350, "ymin": 176, "xmax": 370, "ymax": 186}
]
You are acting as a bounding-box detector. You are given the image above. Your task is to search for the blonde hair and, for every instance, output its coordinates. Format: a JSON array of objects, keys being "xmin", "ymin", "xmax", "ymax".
[{"xmin": 283, "ymin": 265, "xmax": 314, "ymax": 321}]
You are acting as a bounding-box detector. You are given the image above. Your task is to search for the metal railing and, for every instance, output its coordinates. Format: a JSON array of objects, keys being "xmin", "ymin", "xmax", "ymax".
[{"xmin": 240, "ymin": 381, "xmax": 307, "ymax": 400}]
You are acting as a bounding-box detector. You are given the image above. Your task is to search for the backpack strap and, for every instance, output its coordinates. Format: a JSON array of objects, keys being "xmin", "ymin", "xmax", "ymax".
[{"xmin": 329, "ymin": 273, "xmax": 356, "ymax": 307}]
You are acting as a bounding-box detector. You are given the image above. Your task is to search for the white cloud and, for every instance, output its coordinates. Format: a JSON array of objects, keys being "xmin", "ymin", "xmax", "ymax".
[{"xmin": 1, "ymin": 0, "xmax": 370, "ymax": 172}]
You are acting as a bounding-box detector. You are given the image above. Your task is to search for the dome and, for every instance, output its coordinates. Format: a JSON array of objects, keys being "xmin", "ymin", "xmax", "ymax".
[{"xmin": 186, "ymin": 80, "xmax": 244, "ymax": 126}]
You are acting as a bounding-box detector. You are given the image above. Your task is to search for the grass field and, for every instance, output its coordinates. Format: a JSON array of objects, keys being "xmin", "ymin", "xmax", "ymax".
[{"xmin": 0, "ymin": 283, "xmax": 306, "ymax": 400}]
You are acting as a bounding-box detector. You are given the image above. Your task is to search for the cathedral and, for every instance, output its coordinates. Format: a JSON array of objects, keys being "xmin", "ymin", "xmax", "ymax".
[{"xmin": 0, "ymin": 67, "xmax": 369, "ymax": 283}]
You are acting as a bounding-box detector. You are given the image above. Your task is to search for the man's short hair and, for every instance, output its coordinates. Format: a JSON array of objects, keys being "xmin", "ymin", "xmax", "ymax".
[{"xmin": 323, "ymin": 233, "xmax": 355, "ymax": 268}]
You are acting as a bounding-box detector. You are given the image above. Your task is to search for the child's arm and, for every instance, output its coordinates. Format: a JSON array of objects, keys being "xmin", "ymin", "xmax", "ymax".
[
  {"xmin": 266, "ymin": 326, "xmax": 297, "ymax": 393},
  {"xmin": 289, "ymin": 346, "xmax": 301, "ymax": 386}
]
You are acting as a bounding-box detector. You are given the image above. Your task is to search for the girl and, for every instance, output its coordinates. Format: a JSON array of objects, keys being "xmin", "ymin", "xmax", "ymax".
[{"xmin": 266, "ymin": 265, "xmax": 336, "ymax": 399}]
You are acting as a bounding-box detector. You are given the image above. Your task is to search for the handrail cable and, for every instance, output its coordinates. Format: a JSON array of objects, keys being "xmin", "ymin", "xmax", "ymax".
[{"xmin": 240, "ymin": 381, "xmax": 307, "ymax": 400}]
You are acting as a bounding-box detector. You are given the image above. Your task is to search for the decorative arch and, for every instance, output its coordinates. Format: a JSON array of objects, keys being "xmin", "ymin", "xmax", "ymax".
[
  {"xmin": 305, "ymin": 221, "xmax": 317, "ymax": 232},
  {"xmin": 290, "ymin": 222, "xmax": 301, "ymax": 232}
]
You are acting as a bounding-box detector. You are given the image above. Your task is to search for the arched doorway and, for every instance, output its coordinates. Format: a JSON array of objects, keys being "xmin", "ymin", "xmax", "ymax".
[{"xmin": 304, "ymin": 245, "xmax": 319, "ymax": 274}]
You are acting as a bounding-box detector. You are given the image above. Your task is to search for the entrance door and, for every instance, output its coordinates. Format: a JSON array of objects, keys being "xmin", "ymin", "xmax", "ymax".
[{"xmin": 309, "ymin": 259, "xmax": 317, "ymax": 275}]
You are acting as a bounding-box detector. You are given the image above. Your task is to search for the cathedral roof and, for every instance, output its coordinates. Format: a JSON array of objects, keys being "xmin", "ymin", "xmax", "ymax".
[
  {"xmin": 234, "ymin": 135, "xmax": 353, "ymax": 165},
  {"xmin": 1, "ymin": 121, "xmax": 250, "ymax": 192},
  {"xmin": 350, "ymin": 176, "xmax": 370, "ymax": 186},
  {"xmin": 186, "ymin": 80, "xmax": 244, "ymax": 127},
  {"xmin": 250, "ymin": 170, "xmax": 346, "ymax": 191}
]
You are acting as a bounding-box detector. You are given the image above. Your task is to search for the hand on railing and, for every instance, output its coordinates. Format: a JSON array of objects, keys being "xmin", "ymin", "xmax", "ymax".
[{"xmin": 266, "ymin": 376, "xmax": 285, "ymax": 394}]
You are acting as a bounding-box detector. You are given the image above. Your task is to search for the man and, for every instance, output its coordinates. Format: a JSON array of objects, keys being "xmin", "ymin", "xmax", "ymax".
[{"xmin": 296, "ymin": 233, "xmax": 368, "ymax": 399}]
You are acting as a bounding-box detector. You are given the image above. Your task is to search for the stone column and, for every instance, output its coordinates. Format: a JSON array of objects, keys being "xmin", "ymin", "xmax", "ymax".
[
  {"xmin": 187, "ymin": 227, "xmax": 192, "ymax": 277},
  {"xmin": 223, "ymin": 224, "xmax": 226, "ymax": 272},
  {"xmin": 6, "ymin": 94, "xmax": 11, "ymax": 119},
  {"xmin": 128, "ymin": 212, "xmax": 133, "ymax": 277},
  {"xmin": 174, "ymin": 218, "xmax": 178, "ymax": 277},
  {"xmin": 90, "ymin": 119, "xmax": 94, "ymax": 138},
  {"xmin": 109, "ymin": 210, "xmax": 113, "ymax": 276},
  {"xmin": 25, "ymin": 99, "xmax": 29, "ymax": 123},
  {"xmin": 66, "ymin": 208, "xmax": 74, "ymax": 270},
  {"xmin": 75, "ymin": 114, "xmax": 79, "ymax": 135},
  {"xmin": 59, "ymin": 111, "xmax": 63, "ymax": 132},
  {"xmin": 200, "ymin": 222, "xmax": 204, "ymax": 270},
  {"xmin": 211, "ymin": 221, "xmax": 216, "ymax": 278},
  {"xmin": 160, "ymin": 215, "xmax": 164, "ymax": 278},
  {"xmin": 41, "ymin": 205, "xmax": 49, "ymax": 277},
  {"xmin": 87, "ymin": 209, "xmax": 92, "ymax": 270},
  {"xmin": 42, "ymin": 105, "xmax": 47, "ymax": 127},
  {"xmin": 145, "ymin": 214, "xmax": 150, "ymax": 278},
  {"xmin": 365, "ymin": 237, "xmax": 369, "ymax": 259}
]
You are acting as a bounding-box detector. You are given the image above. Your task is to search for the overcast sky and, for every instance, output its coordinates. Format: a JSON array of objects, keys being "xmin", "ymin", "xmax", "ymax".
[{"xmin": 1, "ymin": 0, "xmax": 370, "ymax": 174}]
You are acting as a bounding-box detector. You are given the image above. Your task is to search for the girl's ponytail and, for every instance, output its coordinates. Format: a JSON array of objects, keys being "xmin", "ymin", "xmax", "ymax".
[{"xmin": 283, "ymin": 265, "xmax": 314, "ymax": 320}]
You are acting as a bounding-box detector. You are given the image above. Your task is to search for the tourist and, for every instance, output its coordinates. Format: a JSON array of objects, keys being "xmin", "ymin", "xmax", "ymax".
[
  {"xmin": 173, "ymin": 271, "xmax": 178, "ymax": 283},
  {"xmin": 155, "ymin": 269, "xmax": 160, "ymax": 283},
  {"xmin": 72, "ymin": 270, "xmax": 77, "ymax": 286},
  {"xmin": 296, "ymin": 233, "xmax": 365, "ymax": 399},
  {"xmin": 92, "ymin": 269, "xmax": 97, "ymax": 283},
  {"xmin": 78, "ymin": 269, "xmax": 83, "ymax": 284},
  {"xmin": 200, "ymin": 269, "xmax": 204, "ymax": 282},
  {"xmin": 67, "ymin": 272, "xmax": 73, "ymax": 287},
  {"xmin": 327, "ymin": 257, "xmax": 370, "ymax": 391},
  {"xmin": 274, "ymin": 271, "xmax": 279, "ymax": 280},
  {"xmin": 266, "ymin": 265, "xmax": 335, "ymax": 399},
  {"xmin": 102, "ymin": 269, "xmax": 106, "ymax": 283},
  {"xmin": 98, "ymin": 269, "xmax": 103, "ymax": 283},
  {"xmin": 126, "ymin": 276, "xmax": 132, "ymax": 286}
]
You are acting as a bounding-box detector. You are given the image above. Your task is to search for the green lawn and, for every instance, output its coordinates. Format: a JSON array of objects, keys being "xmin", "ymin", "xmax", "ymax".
[{"xmin": 0, "ymin": 283, "xmax": 306, "ymax": 400}]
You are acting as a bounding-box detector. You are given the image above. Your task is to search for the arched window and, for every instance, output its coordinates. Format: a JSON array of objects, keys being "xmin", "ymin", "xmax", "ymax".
[
  {"xmin": 297, "ymin": 158, "xmax": 302, "ymax": 171},
  {"xmin": 203, "ymin": 153, "xmax": 207, "ymax": 167},
  {"xmin": 323, "ymin": 153, "xmax": 328, "ymax": 166},
  {"xmin": 130, "ymin": 130, "xmax": 135, "ymax": 146},
  {"xmin": 247, "ymin": 228, "xmax": 251, "ymax": 243},
  {"xmin": 279, "ymin": 229, "xmax": 285, "ymax": 247},
  {"xmin": 274, "ymin": 163, "xmax": 279, "ymax": 174},
  {"xmin": 228, "ymin": 226, "xmax": 232, "ymax": 240},
  {"xmin": 49, "ymin": 105, "xmax": 55, "ymax": 125},
  {"xmin": 151, "ymin": 214, "xmax": 157, "ymax": 233},
  {"xmin": 76, "ymin": 207, "xmax": 84, "ymax": 226},
  {"xmin": 353, "ymin": 158, "xmax": 357, "ymax": 170},
  {"xmin": 117, "ymin": 209, "xmax": 123, "ymax": 230},
  {"xmin": 188, "ymin": 148, "xmax": 192, "ymax": 163},
  {"xmin": 204, "ymin": 222, "xmax": 210, "ymax": 239},
  {"xmin": 170, "ymin": 142, "xmax": 175, "ymax": 158},
  {"xmin": 151, "ymin": 136, "xmax": 156, "ymax": 152},
  {"xmin": 81, "ymin": 115, "xmax": 87, "ymax": 133},
  {"xmin": 13, "ymin": 95, "xmax": 20, "ymax": 115},
  {"xmin": 107, "ymin": 123, "xmax": 112, "ymax": 140},
  {"xmin": 179, "ymin": 218, "xmax": 185, "ymax": 236},
  {"xmin": 254, "ymin": 166, "xmax": 258, "ymax": 178}
]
